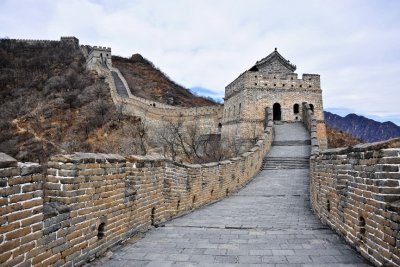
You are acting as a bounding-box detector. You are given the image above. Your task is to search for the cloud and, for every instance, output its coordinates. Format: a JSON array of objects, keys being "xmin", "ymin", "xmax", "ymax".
[{"xmin": 1, "ymin": 0, "xmax": 399, "ymax": 123}]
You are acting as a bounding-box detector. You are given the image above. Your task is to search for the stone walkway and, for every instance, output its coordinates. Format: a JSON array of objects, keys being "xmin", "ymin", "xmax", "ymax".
[{"xmin": 91, "ymin": 123, "xmax": 371, "ymax": 266}]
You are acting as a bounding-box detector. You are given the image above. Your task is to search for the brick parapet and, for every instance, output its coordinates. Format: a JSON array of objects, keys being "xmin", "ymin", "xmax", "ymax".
[
  {"xmin": 0, "ymin": 111, "xmax": 273, "ymax": 266},
  {"xmin": 308, "ymin": 123, "xmax": 400, "ymax": 266}
]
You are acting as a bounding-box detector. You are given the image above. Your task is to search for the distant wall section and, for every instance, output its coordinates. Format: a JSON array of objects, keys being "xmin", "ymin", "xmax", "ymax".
[{"xmin": 94, "ymin": 64, "xmax": 224, "ymax": 136}]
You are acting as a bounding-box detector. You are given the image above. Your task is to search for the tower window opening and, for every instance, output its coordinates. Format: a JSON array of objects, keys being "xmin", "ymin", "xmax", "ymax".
[
  {"xmin": 293, "ymin": 104, "xmax": 299, "ymax": 114},
  {"xmin": 359, "ymin": 216, "xmax": 366, "ymax": 237},
  {"xmin": 97, "ymin": 223, "xmax": 105, "ymax": 239},
  {"xmin": 151, "ymin": 207, "xmax": 156, "ymax": 226}
]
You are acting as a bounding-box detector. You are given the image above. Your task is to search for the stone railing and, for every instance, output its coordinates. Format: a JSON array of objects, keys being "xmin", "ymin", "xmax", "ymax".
[
  {"xmin": 0, "ymin": 109, "xmax": 274, "ymax": 266},
  {"xmin": 303, "ymin": 102, "xmax": 328, "ymax": 149},
  {"xmin": 304, "ymin": 104, "xmax": 400, "ymax": 266}
]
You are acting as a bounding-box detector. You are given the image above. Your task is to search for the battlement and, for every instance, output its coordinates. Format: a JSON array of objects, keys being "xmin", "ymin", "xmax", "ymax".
[
  {"xmin": 225, "ymin": 71, "xmax": 321, "ymax": 99},
  {"xmin": 0, "ymin": 36, "xmax": 80, "ymax": 49},
  {"xmin": 91, "ymin": 45, "xmax": 111, "ymax": 51}
]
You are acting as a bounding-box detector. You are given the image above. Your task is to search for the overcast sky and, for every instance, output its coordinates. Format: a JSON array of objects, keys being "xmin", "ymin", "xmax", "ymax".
[{"xmin": 1, "ymin": 0, "xmax": 399, "ymax": 125}]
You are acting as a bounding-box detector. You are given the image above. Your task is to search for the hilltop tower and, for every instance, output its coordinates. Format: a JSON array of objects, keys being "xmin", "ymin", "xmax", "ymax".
[
  {"xmin": 87, "ymin": 46, "xmax": 112, "ymax": 67},
  {"xmin": 221, "ymin": 48, "xmax": 327, "ymax": 149}
]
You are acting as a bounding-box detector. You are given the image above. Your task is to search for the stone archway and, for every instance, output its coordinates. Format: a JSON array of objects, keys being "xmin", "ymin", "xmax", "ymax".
[{"xmin": 273, "ymin": 103, "xmax": 281, "ymax": 121}]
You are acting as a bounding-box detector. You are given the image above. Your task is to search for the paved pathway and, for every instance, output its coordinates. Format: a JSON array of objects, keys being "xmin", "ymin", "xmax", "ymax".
[{"xmin": 92, "ymin": 123, "xmax": 370, "ymax": 266}]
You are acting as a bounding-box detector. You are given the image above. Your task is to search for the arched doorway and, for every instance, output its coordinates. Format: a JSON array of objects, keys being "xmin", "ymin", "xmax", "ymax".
[{"xmin": 273, "ymin": 103, "xmax": 281, "ymax": 121}]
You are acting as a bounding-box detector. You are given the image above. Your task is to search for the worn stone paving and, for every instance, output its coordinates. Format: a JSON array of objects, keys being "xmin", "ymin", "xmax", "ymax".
[{"xmin": 92, "ymin": 123, "xmax": 371, "ymax": 266}]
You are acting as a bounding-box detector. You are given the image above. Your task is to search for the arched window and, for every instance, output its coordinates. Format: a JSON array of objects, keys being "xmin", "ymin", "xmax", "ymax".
[
  {"xmin": 218, "ymin": 123, "xmax": 222, "ymax": 133},
  {"xmin": 293, "ymin": 104, "xmax": 299, "ymax": 114},
  {"xmin": 228, "ymin": 107, "xmax": 231, "ymax": 118},
  {"xmin": 309, "ymin": 104, "xmax": 314, "ymax": 112}
]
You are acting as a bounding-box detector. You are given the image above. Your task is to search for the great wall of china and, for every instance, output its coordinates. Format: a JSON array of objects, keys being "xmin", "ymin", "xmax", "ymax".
[{"xmin": 0, "ymin": 37, "xmax": 399, "ymax": 266}]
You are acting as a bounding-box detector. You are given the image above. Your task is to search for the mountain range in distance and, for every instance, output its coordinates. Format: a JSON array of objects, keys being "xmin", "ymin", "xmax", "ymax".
[{"xmin": 324, "ymin": 111, "xmax": 400, "ymax": 143}]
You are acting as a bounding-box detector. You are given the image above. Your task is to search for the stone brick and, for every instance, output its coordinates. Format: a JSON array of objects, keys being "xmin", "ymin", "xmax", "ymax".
[
  {"xmin": 9, "ymin": 193, "xmax": 33, "ymax": 203},
  {"xmin": 32, "ymin": 250, "xmax": 53, "ymax": 265},
  {"xmin": 0, "ymin": 251, "xmax": 12, "ymax": 264},
  {"xmin": 0, "ymin": 239, "xmax": 20, "ymax": 253},
  {"xmin": 6, "ymin": 226, "xmax": 31, "ymax": 240},
  {"xmin": 13, "ymin": 241, "xmax": 35, "ymax": 257}
]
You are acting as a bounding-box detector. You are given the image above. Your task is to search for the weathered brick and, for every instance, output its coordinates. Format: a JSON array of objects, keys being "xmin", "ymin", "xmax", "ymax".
[
  {"xmin": 0, "ymin": 222, "xmax": 20, "ymax": 234},
  {"xmin": 0, "ymin": 251, "xmax": 12, "ymax": 264},
  {"xmin": 41, "ymin": 253, "xmax": 62, "ymax": 266},
  {"xmin": 21, "ymin": 214, "xmax": 43, "ymax": 227},
  {"xmin": 13, "ymin": 240, "xmax": 35, "ymax": 257},
  {"xmin": 6, "ymin": 226, "xmax": 31, "ymax": 240},
  {"xmin": 0, "ymin": 239, "xmax": 20, "ymax": 253},
  {"xmin": 32, "ymin": 250, "xmax": 53, "ymax": 265},
  {"xmin": 10, "ymin": 193, "xmax": 33, "ymax": 203}
]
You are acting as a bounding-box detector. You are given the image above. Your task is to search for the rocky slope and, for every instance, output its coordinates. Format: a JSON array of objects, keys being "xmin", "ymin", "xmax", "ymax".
[
  {"xmin": 326, "ymin": 127, "xmax": 362, "ymax": 148},
  {"xmin": 324, "ymin": 111, "xmax": 400, "ymax": 143}
]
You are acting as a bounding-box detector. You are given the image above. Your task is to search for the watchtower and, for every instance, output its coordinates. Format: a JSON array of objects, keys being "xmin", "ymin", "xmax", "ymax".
[
  {"xmin": 87, "ymin": 46, "xmax": 112, "ymax": 67},
  {"xmin": 60, "ymin": 36, "xmax": 79, "ymax": 48},
  {"xmin": 221, "ymin": 48, "xmax": 327, "ymax": 149}
]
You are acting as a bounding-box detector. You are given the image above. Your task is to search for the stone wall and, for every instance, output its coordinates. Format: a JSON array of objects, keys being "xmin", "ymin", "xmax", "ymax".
[
  {"xmin": 0, "ymin": 113, "xmax": 274, "ymax": 266},
  {"xmin": 0, "ymin": 37, "xmax": 79, "ymax": 49},
  {"xmin": 306, "ymin": 107, "xmax": 400, "ymax": 266}
]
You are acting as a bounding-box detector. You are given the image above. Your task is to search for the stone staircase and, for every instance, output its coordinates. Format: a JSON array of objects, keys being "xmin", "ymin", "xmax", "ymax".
[
  {"xmin": 262, "ymin": 157, "xmax": 309, "ymax": 170},
  {"xmin": 111, "ymin": 71, "xmax": 129, "ymax": 97},
  {"xmin": 262, "ymin": 122, "xmax": 311, "ymax": 170}
]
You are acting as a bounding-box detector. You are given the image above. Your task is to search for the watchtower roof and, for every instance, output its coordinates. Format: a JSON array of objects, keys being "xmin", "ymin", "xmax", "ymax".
[{"xmin": 249, "ymin": 48, "xmax": 296, "ymax": 72}]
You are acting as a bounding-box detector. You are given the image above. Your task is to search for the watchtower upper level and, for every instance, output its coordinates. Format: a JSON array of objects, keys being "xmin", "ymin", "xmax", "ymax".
[{"xmin": 224, "ymin": 49, "xmax": 321, "ymax": 100}]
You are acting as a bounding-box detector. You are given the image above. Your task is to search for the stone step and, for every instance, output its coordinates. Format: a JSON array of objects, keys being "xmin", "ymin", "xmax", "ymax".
[
  {"xmin": 272, "ymin": 140, "xmax": 311, "ymax": 146},
  {"xmin": 262, "ymin": 157, "xmax": 310, "ymax": 170}
]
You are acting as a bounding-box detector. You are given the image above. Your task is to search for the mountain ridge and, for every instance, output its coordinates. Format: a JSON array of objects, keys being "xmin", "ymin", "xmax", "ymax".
[{"xmin": 324, "ymin": 111, "xmax": 400, "ymax": 143}]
